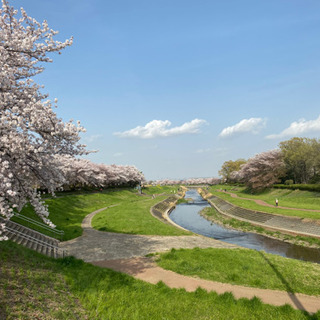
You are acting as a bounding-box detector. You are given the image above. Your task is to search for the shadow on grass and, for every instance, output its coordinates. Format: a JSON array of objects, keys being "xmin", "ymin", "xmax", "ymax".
[
  {"xmin": 90, "ymin": 256, "xmax": 156, "ymax": 277},
  {"xmin": 258, "ymin": 251, "xmax": 307, "ymax": 312}
]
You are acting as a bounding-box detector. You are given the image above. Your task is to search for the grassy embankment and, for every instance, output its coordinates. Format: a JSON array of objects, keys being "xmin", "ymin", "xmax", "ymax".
[
  {"xmin": 200, "ymin": 206, "xmax": 320, "ymax": 248},
  {"xmin": 14, "ymin": 186, "xmax": 190, "ymax": 240},
  {"xmin": 208, "ymin": 185, "xmax": 320, "ymax": 220},
  {"xmin": 4, "ymin": 185, "xmax": 320, "ymax": 318},
  {"xmin": 91, "ymin": 188, "xmax": 191, "ymax": 236},
  {"xmin": 1, "ymin": 240, "xmax": 319, "ymax": 320},
  {"xmin": 202, "ymin": 185, "xmax": 320, "ymax": 247},
  {"xmin": 156, "ymin": 247, "xmax": 320, "ymax": 296}
]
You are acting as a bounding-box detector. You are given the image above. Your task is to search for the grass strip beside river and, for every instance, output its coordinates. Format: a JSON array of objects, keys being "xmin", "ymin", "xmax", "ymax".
[
  {"xmin": 91, "ymin": 193, "xmax": 191, "ymax": 236},
  {"xmin": 200, "ymin": 206, "xmax": 320, "ymax": 248},
  {"xmin": 209, "ymin": 185, "xmax": 320, "ymax": 220},
  {"xmin": 156, "ymin": 247, "xmax": 320, "ymax": 296}
]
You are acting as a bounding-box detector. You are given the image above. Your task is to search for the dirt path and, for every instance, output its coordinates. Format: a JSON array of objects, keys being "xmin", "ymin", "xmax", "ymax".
[
  {"xmin": 92, "ymin": 257, "xmax": 320, "ymax": 314},
  {"xmin": 222, "ymin": 191, "xmax": 320, "ymax": 212},
  {"xmin": 60, "ymin": 204, "xmax": 320, "ymax": 314}
]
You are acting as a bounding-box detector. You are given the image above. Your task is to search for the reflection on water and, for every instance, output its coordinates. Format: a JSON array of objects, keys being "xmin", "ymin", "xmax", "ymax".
[{"xmin": 170, "ymin": 190, "xmax": 320, "ymax": 264}]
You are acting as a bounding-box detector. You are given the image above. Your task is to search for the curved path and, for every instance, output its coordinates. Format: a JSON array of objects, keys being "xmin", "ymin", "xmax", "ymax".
[
  {"xmin": 59, "ymin": 205, "xmax": 320, "ymax": 314},
  {"xmin": 60, "ymin": 206, "xmax": 238, "ymax": 261}
]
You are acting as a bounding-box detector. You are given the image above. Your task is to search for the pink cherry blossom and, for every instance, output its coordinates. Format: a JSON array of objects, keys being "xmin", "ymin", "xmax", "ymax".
[{"xmin": 0, "ymin": 0, "xmax": 87, "ymax": 238}]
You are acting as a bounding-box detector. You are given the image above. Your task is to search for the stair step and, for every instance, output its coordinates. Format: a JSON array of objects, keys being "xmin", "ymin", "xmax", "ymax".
[
  {"xmin": 26, "ymin": 240, "xmax": 34, "ymax": 250},
  {"xmin": 16, "ymin": 236, "xmax": 24, "ymax": 245},
  {"xmin": 2, "ymin": 220, "xmax": 64, "ymax": 258},
  {"xmin": 7, "ymin": 232, "xmax": 16, "ymax": 242},
  {"xmin": 30, "ymin": 241, "xmax": 37, "ymax": 251}
]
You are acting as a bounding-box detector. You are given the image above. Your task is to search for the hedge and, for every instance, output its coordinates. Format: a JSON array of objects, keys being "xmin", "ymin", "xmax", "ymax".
[{"xmin": 273, "ymin": 184, "xmax": 320, "ymax": 192}]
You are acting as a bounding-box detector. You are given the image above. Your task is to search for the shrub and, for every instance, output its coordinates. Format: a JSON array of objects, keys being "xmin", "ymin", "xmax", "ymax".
[{"xmin": 273, "ymin": 184, "xmax": 320, "ymax": 192}]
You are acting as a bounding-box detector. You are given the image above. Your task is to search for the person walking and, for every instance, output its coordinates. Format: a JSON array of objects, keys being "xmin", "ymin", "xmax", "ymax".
[{"xmin": 275, "ymin": 198, "xmax": 279, "ymax": 207}]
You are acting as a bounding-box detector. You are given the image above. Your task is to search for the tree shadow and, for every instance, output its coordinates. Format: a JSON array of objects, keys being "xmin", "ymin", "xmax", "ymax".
[
  {"xmin": 91, "ymin": 256, "xmax": 155, "ymax": 277},
  {"xmin": 258, "ymin": 251, "xmax": 307, "ymax": 312}
]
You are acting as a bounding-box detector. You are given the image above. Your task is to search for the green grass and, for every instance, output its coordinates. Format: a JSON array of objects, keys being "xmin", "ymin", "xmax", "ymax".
[
  {"xmin": 200, "ymin": 207, "xmax": 320, "ymax": 248},
  {"xmin": 17, "ymin": 189, "xmax": 138, "ymax": 240},
  {"xmin": 142, "ymin": 185, "xmax": 180, "ymax": 195},
  {"xmin": 1, "ymin": 241, "xmax": 318, "ymax": 320},
  {"xmin": 15, "ymin": 187, "xmax": 189, "ymax": 240},
  {"xmin": 209, "ymin": 185, "xmax": 320, "ymax": 219},
  {"xmin": 156, "ymin": 247, "xmax": 320, "ymax": 296},
  {"xmin": 91, "ymin": 194, "xmax": 191, "ymax": 236},
  {"xmin": 0, "ymin": 241, "xmax": 88, "ymax": 319},
  {"xmin": 176, "ymin": 198, "xmax": 189, "ymax": 204}
]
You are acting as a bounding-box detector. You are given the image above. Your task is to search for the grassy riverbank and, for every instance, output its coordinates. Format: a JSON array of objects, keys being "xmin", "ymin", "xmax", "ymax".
[
  {"xmin": 200, "ymin": 206, "xmax": 320, "ymax": 248},
  {"xmin": 208, "ymin": 185, "xmax": 320, "ymax": 220},
  {"xmin": 156, "ymin": 247, "xmax": 320, "ymax": 296},
  {"xmin": 15, "ymin": 187, "xmax": 188, "ymax": 240},
  {"xmin": 1, "ymin": 241, "xmax": 318, "ymax": 320},
  {"xmin": 91, "ymin": 193, "xmax": 191, "ymax": 236}
]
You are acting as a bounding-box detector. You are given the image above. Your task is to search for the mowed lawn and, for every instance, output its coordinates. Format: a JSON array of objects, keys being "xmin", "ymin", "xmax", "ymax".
[
  {"xmin": 91, "ymin": 194, "xmax": 190, "ymax": 235},
  {"xmin": 156, "ymin": 247, "xmax": 320, "ymax": 296},
  {"xmin": 16, "ymin": 187, "xmax": 189, "ymax": 240},
  {"xmin": 209, "ymin": 185, "xmax": 320, "ymax": 219},
  {"xmin": 1, "ymin": 241, "xmax": 318, "ymax": 320},
  {"xmin": 3, "ymin": 186, "xmax": 320, "ymax": 318}
]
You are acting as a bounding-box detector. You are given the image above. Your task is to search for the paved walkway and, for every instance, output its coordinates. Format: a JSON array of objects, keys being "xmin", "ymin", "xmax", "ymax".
[
  {"xmin": 59, "ymin": 204, "xmax": 320, "ymax": 314},
  {"xmin": 60, "ymin": 206, "xmax": 238, "ymax": 261}
]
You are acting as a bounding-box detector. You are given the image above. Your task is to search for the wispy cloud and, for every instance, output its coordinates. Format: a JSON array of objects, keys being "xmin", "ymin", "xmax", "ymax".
[
  {"xmin": 266, "ymin": 115, "xmax": 320, "ymax": 139},
  {"xmin": 114, "ymin": 119, "xmax": 208, "ymax": 139},
  {"xmin": 219, "ymin": 118, "xmax": 266, "ymax": 138}
]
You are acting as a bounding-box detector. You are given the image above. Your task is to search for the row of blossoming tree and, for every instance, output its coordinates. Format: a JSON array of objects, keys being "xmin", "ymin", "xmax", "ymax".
[
  {"xmin": 0, "ymin": 1, "xmax": 144, "ymax": 239},
  {"xmin": 150, "ymin": 177, "xmax": 220, "ymax": 186},
  {"xmin": 57, "ymin": 156, "xmax": 144, "ymax": 190},
  {"xmin": 219, "ymin": 137, "xmax": 320, "ymax": 191}
]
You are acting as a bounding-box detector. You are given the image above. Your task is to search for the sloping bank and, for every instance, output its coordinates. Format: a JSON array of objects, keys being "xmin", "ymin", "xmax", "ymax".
[
  {"xmin": 199, "ymin": 188, "xmax": 320, "ymax": 240},
  {"xmin": 150, "ymin": 188, "xmax": 190, "ymax": 232}
]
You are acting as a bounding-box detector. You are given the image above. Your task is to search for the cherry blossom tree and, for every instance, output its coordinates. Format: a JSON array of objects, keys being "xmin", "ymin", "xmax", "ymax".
[
  {"xmin": 229, "ymin": 169, "xmax": 244, "ymax": 184},
  {"xmin": 56, "ymin": 156, "xmax": 145, "ymax": 190},
  {"xmin": 0, "ymin": 1, "xmax": 86, "ymax": 239},
  {"xmin": 152, "ymin": 177, "xmax": 220, "ymax": 186},
  {"xmin": 237, "ymin": 149, "xmax": 286, "ymax": 191}
]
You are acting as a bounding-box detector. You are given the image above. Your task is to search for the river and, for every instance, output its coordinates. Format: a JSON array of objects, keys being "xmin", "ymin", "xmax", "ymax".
[{"xmin": 169, "ymin": 189, "xmax": 320, "ymax": 264}]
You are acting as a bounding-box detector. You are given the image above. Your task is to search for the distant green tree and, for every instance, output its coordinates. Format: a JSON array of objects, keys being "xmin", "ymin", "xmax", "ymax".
[
  {"xmin": 310, "ymin": 139, "xmax": 320, "ymax": 183},
  {"xmin": 219, "ymin": 159, "xmax": 247, "ymax": 182},
  {"xmin": 279, "ymin": 137, "xmax": 320, "ymax": 184}
]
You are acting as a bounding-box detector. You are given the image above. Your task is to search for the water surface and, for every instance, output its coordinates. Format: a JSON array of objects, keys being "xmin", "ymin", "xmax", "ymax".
[{"xmin": 169, "ymin": 190, "xmax": 320, "ymax": 264}]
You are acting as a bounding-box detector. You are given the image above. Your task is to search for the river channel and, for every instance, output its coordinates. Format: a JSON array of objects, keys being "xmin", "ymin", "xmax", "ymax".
[{"xmin": 169, "ymin": 189, "xmax": 320, "ymax": 264}]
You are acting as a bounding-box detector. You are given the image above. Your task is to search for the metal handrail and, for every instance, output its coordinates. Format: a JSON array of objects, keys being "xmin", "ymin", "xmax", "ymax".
[
  {"xmin": 4, "ymin": 226, "xmax": 66, "ymax": 258},
  {"xmin": 13, "ymin": 213, "xmax": 64, "ymax": 240},
  {"xmin": 6, "ymin": 226, "xmax": 57, "ymax": 248}
]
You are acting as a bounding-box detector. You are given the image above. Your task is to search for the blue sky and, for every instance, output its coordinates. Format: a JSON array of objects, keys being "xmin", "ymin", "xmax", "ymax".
[{"xmin": 13, "ymin": 0, "xmax": 320, "ymax": 180}]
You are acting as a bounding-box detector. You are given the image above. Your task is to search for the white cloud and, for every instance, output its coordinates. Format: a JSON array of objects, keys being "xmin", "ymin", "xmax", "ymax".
[
  {"xmin": 114, "ymin": 119, "xmax": 208, "ymax": 139},
  {"xmin": 266, "ymin": 115, "xmax": 320, "ymax": 139},
  {"xmin": 219, "ymin": 118, "xmax": 266, "ymax": 138}
]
